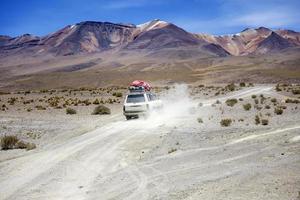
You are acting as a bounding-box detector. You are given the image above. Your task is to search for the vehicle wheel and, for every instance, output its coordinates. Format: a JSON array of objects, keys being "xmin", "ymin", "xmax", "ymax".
[{"xmin": 126, "ymin": 116, "xmax": 131, "ymax": 120}]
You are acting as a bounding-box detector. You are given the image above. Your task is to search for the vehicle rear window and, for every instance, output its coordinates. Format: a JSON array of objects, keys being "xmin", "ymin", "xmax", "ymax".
[{"xmin": 126, "ymin": 94, "xmax": 145, "ymax": 103}]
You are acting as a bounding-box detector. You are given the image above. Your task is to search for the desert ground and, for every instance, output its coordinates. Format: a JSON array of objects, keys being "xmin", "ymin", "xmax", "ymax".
[{"xmin": 0, "ymin": 83, "xmax": 300, "ymax": 200}]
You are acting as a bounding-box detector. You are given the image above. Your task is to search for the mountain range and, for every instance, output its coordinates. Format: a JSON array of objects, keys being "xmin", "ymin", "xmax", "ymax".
[
  {"xmin": 1, "ymin": 19, "xmax": 299, "ymax": 58},
  {"xmin": 0, "ymin": 20, "xmax": 300, "ymax": 90}
]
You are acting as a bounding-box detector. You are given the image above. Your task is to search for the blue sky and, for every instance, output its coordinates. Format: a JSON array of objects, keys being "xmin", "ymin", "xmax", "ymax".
[{"xmin": 1, "ymin": 0, "xmax": 299, "ymax": 37}]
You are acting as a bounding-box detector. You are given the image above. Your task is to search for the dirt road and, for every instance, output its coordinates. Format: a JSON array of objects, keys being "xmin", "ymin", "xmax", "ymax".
[{"xmin": 0, "ymin": 86, "xmax": 299, "ymax": 200}]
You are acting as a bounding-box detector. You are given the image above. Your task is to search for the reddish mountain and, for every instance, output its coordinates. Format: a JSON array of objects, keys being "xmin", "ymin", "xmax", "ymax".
[
  {"xmin": 0, "ymin": 21, "xmax": 299, "ymax": 58},
  {"xmin": 195, "ymin": 27, "xmax": 300, "ymax": 55},
  {"xmin": 126, "ymin": 20, "xmax": 201, "ymax": 49},
  {"xmin": 255, "ymin": 32, "xmax": 295, "ymax": 54}
]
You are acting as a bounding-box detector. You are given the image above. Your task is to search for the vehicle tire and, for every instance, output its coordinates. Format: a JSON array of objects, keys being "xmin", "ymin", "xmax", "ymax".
[{"xmin": 126, "ymin": 116, "xmax": 131, "ymax": 120}]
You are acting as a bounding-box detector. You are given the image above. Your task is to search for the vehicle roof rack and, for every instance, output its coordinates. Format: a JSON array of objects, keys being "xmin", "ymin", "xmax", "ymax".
[{"xmin": 129, "ymin": 86, "xmax": 146, "ymax": 93}]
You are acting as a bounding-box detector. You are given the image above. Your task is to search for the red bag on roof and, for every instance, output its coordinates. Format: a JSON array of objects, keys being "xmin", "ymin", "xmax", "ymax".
[{"xmin": 130, "ymin": 80, "xmax": 151, "ymax": 91}]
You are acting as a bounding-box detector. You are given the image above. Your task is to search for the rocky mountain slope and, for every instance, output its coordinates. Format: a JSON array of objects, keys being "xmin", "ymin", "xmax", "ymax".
[
  {"xmin": 195, "ymin": 27, "xmax": 300, "ymax": 55},
  {"xmin": 1, "ymin": 20, "xmax": 299, "ymax": 58}
]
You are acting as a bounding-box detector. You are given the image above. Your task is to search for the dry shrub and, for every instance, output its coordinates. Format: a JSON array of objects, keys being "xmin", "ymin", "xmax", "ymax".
[
  {"xmin": 220, "ymin": 119, "xmax": 232, "ymax": 127},
  {"xmin": 255, "ymin": 115, "xmax": 260, "ymax": 125},
  {"xmin": 285, "ymin": 98, "xmax": 300, "ymax": 104},
  {"xmin": 168, "ymin": 148, "xmax": 177, "ymax": 154},
  {"xmin": 261, "ymin": 119, "xmax": 269, "ymax": 126},
  {"xmin": 1, "ymin": 135, "xmax": 18, "ymax": 150},
  {"xmin": 274, "ymin": 107, "xmax": 283, "ymax": 115},
  {"xmin": 0, "ymin": 135, "xmax": 36, "ymax": 151},
  {"xmin": 112, "ymin": 92, "xmax": 123, "ymax": 97},
  {"xmin": 66, "ymin": 108, "xmax": 77, "ymax": 114},
  {"xmin": 197, "ymin": 117, "xmax": 203, "ymax": 123},
  {"xmin": 243, "ymin": 103, "xmax": 252, "ymax": 111},
  {"xmin": 92, "ymin": 105, "xmax": 111, "ymax": 115},
  {"xmin": 225, "ymin": 98, "xmax": 238, "ymax": 107}
]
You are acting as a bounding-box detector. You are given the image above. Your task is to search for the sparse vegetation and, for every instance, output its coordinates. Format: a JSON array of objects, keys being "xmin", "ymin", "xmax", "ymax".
[
  {"xmin": 93, "ymin": 99, "xmax": 100, "ymax": 105},
  {"xmin": 285, "ymin": 98, "xmax": 300, "ymax": 104},
  {"xmin": 292, "ymin": 89, "xmax": 300, "ymax": 95},
  {"xmin": 275, "ymin": 84, "xmax": 282, "ymax": 92},
  {"xmin": 251, "ymin": 95, "xmax": 257, "ymax": 99},
  {"xmin": 274, "ymin": 107, "xmax": 283, "ymax": 115},
  {"xmin": 225, "ymin": 83, "xmax": 236, "ymax": 91},
  {"xmin": 225, "ymin": 98, "xmax": 238, "ymax": 107},
  {"xmin": 239, "ymin": 82, "xmax": 246, "ymax": 87},
  {"xmin": 35, "ymin": 105, "xmax": 46, "ymax": 110},
  {"xmin": 243, "ymin": 103, "xmax": 252, "ymax": 111},
  {"xmin": 1, "ymin": 135, "xmax": 36, "ymax": 151},
  {"xmin": 255, "ymin": 115, "xmax": 260, "ymax": 125},
  {"xmin": 220, "ymin": 119, "xmax": 232, "ymax": 127},
  {"xmin": 92, "ymin": 105, "xmax": 111, "ymax": 115},
  {"xmin": 1, "ymin": 135, "xmax": 19, "ymax": 150},
  {"xmin": 112, "ymin": 92, "xmax": 123, "ymax": 97},
  {"xmin": 168, "ymin": 148, "xmax": 177, "ymax": 154},
  {"xmin": 197, "ymin": 117, "xmax": 203, "ymax": 123},
  {"xmin": 265, "ymin": 105, "xmax": 271, "ymax": 109},
  {"xmin": 66, "ymin": 107, "xmax": 77, "ymax": 114},
  {"xmin": 261, "ymin": 119, "xmax": 269, "ymax": 126},
  {"xmin": 271, "ymin": 98, "xmax": 277, "ymax": 103}
]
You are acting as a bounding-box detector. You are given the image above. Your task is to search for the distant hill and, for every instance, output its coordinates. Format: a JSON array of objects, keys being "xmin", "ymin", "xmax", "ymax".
[{"xmin": 1, "ymin": 20, "xmax": 299, "ymax": 58}]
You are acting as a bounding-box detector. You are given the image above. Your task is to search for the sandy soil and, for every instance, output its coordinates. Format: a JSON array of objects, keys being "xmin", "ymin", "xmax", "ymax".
[{"xmin": 0, "ymin": 85, "xmax": 299, "ymax": 200}]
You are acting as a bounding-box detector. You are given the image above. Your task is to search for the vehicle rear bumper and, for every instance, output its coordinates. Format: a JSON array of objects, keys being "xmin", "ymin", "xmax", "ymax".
[{"xmin": 123, "ymin": 110, "xmax": 147, "ymax": 116}]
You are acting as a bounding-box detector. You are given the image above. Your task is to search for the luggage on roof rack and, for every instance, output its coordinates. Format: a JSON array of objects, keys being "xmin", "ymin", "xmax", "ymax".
[{"xmin": 129, "ymin": 80, "xmax": 151, "ymax": 91}]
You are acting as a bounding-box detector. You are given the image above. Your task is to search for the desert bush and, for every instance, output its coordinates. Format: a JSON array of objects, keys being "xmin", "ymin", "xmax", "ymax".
[
  {"xmin": 112, "ymin": 92, "xmax": 123, "ymax": 97},
  {"xmin": 274, "ymin": 107, "xmax": 283, "ymax": 115},
  {"xmin": 292, "ymin": 89, "xmax": 300, "ymax": 95},
  {"xmin": 220, "ymin": 119, "xmax": 232, "ymax": 127},
  {"xmin": 271, "ymin": 98, "xmax": 277, "ymax": 103},
  {"xmin": 66, "ymin": 108, "xmax": 77, "ymax": 114},
  {"xmin": 261, "ymin": 119, "xmax": 269, "ymax": 126},
  {"xmin": 93, "ymin": 99, "xmax": 100, "ymax": 105},
  {"xmin": 248, "ymin": 83, "xmax": 254, "ymax": 87},
  {"xmin": 35, "ymin": 105, "xmax": 46, "ymax": 110},
  {"xmin": 239, "ymin": 82, "xmax": 246, "ymax": 87},
  {"xmin": 255, "ymin": 115, "xmax": 260, "ymax": 125},
  {"xmin": 243, "ymin": 103, "xmax": 252, "ymax": 111},
  {"xmin": 1, "ymin": 104, "xmax": 7, "ymax": 111},
  {"xmin": 92, "ymin": 105, "xmax": 111, "ymax": 115},
  {"xmin": 239, "ymin": 98, "xmax": 243, "ymax": 101},
  {"xmin": 285, "ymin": 98, "xmax": 300, "ymax": 104},
  {"xmin": 197, "ymin": 117, "xmax": 203, "ymax": 123},
  {"xmin": 214, "ymin": 91, "xmax": 220, "ymax": 96},
  {"xmin": 1, "ymin": 134, "xmax": 36, "ymax": 150},
  {"xmin": 1, "ymin": 135, "xmax": 18, "ymax": 150},
  {"xmin": 225, "ymin": 83, "xmax": 236, "ymax": 91},
  {"xmin": 168, "ymin": 148, "xmax": 177, "ymax": 154},
  {"xmin": 8, "ymin": 97, "xmax": 17, "ymax": 105},
  {"xmin": 251, "ymin": 95, "xmax": 257, "ymax": 99},
  {"xmin": 275, "ymin": 84, "xmax": 282, "ymax": 92},
  {"xmin": 254, "ymin": 99, "xmax": 259, "ymax": 104},
  {"xmin": 225, "ymin": 98, "xmax": 238, "ymax": 107},
  {"xmin": 265, "ymin": 105, "xmax": 271, "ymax": 109}
]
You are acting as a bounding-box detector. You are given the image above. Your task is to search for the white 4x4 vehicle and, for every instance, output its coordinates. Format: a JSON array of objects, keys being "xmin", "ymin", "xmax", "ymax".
[{"xmin": 123, "ymin": 90, "xmax": 162, "ymax": 120}]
